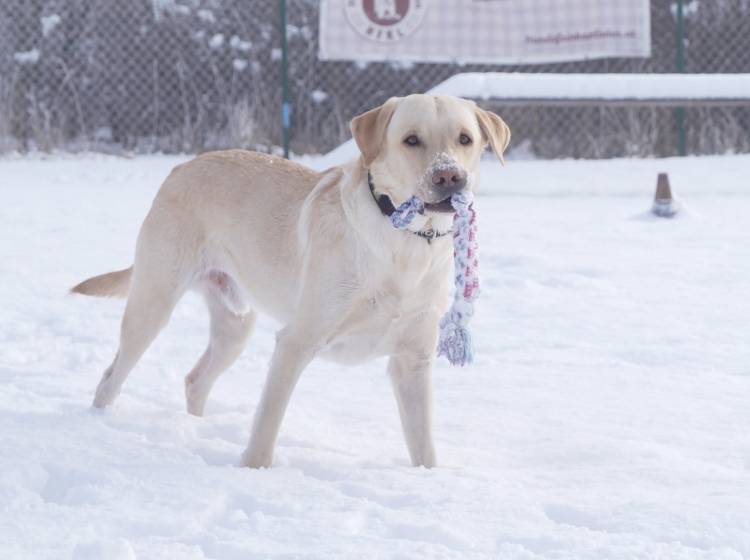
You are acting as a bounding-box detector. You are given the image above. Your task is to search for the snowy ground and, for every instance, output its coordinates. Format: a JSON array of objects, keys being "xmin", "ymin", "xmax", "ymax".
[{"xmin": 1, "ymin": 152, "xmax": 749, "ymax": 559}]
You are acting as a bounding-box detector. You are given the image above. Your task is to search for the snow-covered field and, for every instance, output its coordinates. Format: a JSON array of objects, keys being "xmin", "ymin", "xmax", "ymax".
[{"xmin": 1, "ymin": 153, "xmax": 749, "ymax": 559}]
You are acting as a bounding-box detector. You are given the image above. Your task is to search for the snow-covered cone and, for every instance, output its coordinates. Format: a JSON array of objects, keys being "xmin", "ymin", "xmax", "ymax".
[
  {"xmin": 389, "ymin": 196, "xmax": 425, "ymax": 229},
  {"xmin": 437, "ymin": 190, "xmax": 479, "ymax": 366},
  {"xmin": 652, "ymin": 173, "xmax": 678, "ymax": 218}
]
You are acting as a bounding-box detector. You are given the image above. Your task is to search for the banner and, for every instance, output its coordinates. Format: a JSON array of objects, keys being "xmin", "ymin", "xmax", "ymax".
[{"xmin": 319, "ymin": 0, "xmax": 651, "ymax": 64}]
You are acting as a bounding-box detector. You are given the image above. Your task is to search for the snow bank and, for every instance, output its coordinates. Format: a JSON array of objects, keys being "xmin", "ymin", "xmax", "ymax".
[
  {"xmin": 1, "ymin": 153, "xmax": 749, "ymax": 559},
  {"xmin": 433, "ymin": 72, "xmax": 750, "ymax": 101}
]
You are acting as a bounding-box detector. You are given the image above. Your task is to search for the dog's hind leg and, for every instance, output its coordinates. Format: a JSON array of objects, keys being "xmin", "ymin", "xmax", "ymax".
[
  {"xmin": 92, "ymin": 260, "xmax": 186, "ymax": 408},
  {"xmin": 185, "ymin": 276, "xmax": 256, "ymax": 416},
  {"xmin": 92, "ymin": 266, "xmax": 183, "ymax": 408}
]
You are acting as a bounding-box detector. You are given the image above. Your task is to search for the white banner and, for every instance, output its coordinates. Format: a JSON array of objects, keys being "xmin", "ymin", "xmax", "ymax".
[{"xmin": 319, "ymin": 0, "xmax": 651, "ymax": 64}]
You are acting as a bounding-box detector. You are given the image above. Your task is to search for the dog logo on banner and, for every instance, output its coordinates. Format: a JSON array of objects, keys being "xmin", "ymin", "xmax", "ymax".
[{"xmin": 345, "ymin": 0, "xmax": 427, "ymax": 42}]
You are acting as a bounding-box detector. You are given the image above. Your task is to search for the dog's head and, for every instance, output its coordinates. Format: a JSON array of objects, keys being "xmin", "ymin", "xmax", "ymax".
[{"xmin": 351, "ymin": 94, "xmax": 510, "ymax": 212}]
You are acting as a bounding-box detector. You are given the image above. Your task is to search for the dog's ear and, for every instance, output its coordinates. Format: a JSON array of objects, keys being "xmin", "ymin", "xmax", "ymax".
[
  {"xmin": 350, "ymin": 97, "xmax": 399, "ymax": 167},
  {"xmin": 475, "ymin": 107, "xmax": 511, "ymax": 165}
]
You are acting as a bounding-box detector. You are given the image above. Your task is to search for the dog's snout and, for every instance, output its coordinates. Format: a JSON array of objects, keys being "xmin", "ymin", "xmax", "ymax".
[{"xmin": 431, "ymin": 167, "xmax": 467, "ymax": 193}]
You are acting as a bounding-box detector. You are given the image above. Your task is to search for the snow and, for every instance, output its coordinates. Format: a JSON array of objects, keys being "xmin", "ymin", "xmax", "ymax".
[
  {"xmin": 1, "ymin": 152, "xmax": 749, "ymax": 559},
  {"xmin": 232, "ymin": 59, "xmax": 248, "ymax": 72},
  {"xmin": 72, "ymin": 539, "xmax": 136, "ymax": 560},
  {"xmin": 196, "ymin": 9, "xmax": 216, "ymax": 24},
  {"xmin": 671, "ymin": 1, "xmax": 700, "ymax": 18},
  {"xmin": 311, "ymin": 90, "xmax": 329, "ymax": 104},
  {"xmin": 151, "ymin": 0, "xmax": 188, "ymax": 21},
  {"xmin": 208, "ymin": 34, "xmax": 224, "ymax": 50},
  {"xmin": 229, "ymin": 36, "xmax": 252, "ymax": 52},
  {"xmin": 433, "ymin": 72, "xmax": 750, "ymax": 100},
  {"xmin": 13, "ymin": 49, "xmax": 41, "ymax": 65},
  {"xmin": 41, "ymin": 14, "xmax": 62, "ymax": 37}
]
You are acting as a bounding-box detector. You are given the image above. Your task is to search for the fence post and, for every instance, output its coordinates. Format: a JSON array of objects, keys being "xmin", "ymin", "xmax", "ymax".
[
  {"xmin": 675, "ymin": 0, "xmax": 687, "ymax": 156},
  {"xmin": 280, "ymin": 0, "xmax": 291, "ymax": 158}
]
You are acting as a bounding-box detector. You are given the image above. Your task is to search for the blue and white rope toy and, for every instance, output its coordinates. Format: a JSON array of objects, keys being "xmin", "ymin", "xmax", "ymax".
[{"xmin": 389, "ymin": 191, "xmax": 480, "ymax": 366}]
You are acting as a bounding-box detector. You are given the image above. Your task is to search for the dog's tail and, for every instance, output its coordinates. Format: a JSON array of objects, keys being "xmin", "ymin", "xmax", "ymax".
[{"xmin": 71, "ymin": 266, "xmax": 132, "ymax": 298}]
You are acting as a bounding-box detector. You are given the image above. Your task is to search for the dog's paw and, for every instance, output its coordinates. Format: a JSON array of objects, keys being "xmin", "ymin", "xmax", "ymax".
[
  {"xmin": 239, "ymin": 448, "xmax": 273, "ymax": 469},
  {"xmin": 91, "ymin": 385, "xmax": 119, "ymax": 409},
  {"xmin": 184, "ymin": 378, "xmax": 207, "ymax": 417}
]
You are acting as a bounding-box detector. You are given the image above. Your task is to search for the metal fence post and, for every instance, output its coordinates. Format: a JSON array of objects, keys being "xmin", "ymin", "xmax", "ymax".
[
  {"xmin": 280, "ymin": 0, "xmax": 291, "ymax": 158},
  {"xmin": 675, "ymin": 0, "xmax": 687, "ymax": 156}
]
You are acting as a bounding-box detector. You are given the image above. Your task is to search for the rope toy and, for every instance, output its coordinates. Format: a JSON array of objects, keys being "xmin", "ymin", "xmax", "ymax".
[
  {"xmin": 388, "ymin": 196, "xmax": 424, "ymax": 229},
  {"xmin": 389, "ymin": 190, "xmax": 479, "ymax": 366}
]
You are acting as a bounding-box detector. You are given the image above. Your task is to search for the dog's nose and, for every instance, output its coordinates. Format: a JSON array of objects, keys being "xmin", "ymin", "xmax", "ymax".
[{"xmin": 431, "ymin": 167, "xmax": 467, "ymax": 193}]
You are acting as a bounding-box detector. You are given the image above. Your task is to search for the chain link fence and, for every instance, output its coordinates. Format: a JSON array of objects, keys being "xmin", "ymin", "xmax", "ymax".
[{"xmin": 0, "ymin": 0, "xmax": 748, "ymax": 158}]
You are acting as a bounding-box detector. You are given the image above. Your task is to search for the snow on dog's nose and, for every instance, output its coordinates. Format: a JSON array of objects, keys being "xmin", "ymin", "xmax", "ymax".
[{"xmin": 425, "ymin": 154, "xmax": 467, "ymax": 201}]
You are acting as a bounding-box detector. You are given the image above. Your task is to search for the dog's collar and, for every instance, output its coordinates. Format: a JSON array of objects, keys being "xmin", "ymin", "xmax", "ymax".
[{"xmin": 367, "ymin": 171, "xmax": 451, "ymax": 244}]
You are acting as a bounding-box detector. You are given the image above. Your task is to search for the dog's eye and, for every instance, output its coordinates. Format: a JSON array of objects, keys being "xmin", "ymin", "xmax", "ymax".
[
  {"xmin": 403, "ymin": 135, "xmax": 420, "ymax": 147},
  {"xmin": 459, "ymin": 134, "xmax": 472, "ymax": 146}
]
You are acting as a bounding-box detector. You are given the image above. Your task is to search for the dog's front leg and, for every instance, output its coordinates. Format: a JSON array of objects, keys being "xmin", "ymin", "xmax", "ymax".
[
  {"xmin": 388, "ymin": 352, "xmax": 437, "ymax": 468},
  {"xmin": 241, "ymin": 327, "xmax": 317, "ymax": 468}
]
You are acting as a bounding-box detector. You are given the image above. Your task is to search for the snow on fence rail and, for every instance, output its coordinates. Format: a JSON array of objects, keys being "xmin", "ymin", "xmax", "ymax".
[{"xmin": 432, "ymin": 73, "xmax": 750, "ymax": 107}]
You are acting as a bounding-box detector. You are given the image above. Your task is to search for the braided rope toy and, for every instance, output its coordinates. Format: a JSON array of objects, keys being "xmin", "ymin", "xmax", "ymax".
[{"xmin": 389, "ymin": 190, "xmax": 479, "ymax": 366}]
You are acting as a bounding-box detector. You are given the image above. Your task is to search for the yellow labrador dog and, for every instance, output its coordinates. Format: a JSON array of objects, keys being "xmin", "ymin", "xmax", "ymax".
[{"xmin": 73, "ymin": 94, "xmax": 510, "ymax": 468}]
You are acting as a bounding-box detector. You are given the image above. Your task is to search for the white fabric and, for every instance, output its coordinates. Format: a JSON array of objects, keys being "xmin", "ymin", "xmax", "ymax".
[{"xmin": 319, "ymin": 0, "xmax": 651, "ymax": 64}]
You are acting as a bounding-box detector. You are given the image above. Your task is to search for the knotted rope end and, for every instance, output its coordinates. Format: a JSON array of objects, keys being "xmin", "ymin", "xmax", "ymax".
[{"xmin": 437, "ymin": 316, "xmax": 475, "ymax": 367}]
